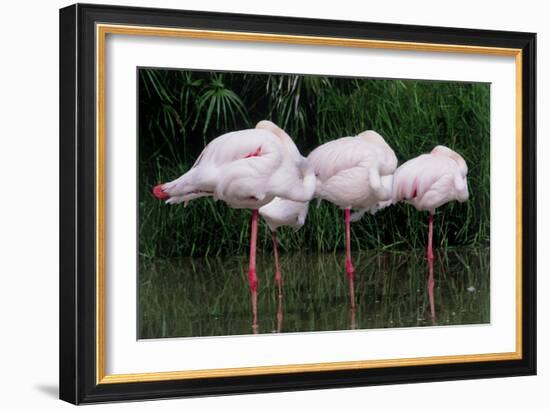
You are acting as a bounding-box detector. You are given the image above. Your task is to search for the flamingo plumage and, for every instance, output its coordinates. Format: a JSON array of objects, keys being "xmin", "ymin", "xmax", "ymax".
[
  {"xmin": 390, "ymin": 145, "xmax": 469, "ymax": 261},
  {"xmin": 307, "ymin": 130, "xmax": 397, "ymax": 308},
  {"xmin": 257, "ymin": 123, "xmax": 314, "ymax": 300},
  {"xmin": 153, "ymin": 120, "xmax": 315, "ymax": 327}
]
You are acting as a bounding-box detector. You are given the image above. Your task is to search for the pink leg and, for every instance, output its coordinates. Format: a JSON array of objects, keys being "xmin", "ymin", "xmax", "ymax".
[
  {"xmin": 427, "ymin": 213, "xmax": 435, "ymax": 324},
  {"xmin": 345, "ymin": 208, "xmax": 356, "ymax": 309},
  {"xmin": 427, "ymin": 214, "xmax": 435, "ymax": 262},
  {"xmin": 272, "ymin": 230, "xmax": 283, "ymax": 332},
  {"xmin": 272, "ymin": 231, "xmax": 283, "ymax": 299},
  {"xmin": 276, "ymin": 290, "xmax": 283, "ymax": 333},
  {"xmin": 248, "ymin": 209, "xmax": 259, "ymax": 329}
]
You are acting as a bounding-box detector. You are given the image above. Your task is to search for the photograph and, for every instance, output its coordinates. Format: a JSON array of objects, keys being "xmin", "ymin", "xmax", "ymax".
[{"xmin": 138, "ymin": 68, "xmax": 489, "ymax": 339}]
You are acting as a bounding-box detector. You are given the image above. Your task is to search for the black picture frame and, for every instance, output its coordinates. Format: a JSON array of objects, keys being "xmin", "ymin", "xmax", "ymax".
[{"xmin": 59, "ymin": 3, "xmax": 536, "ymax": 404}]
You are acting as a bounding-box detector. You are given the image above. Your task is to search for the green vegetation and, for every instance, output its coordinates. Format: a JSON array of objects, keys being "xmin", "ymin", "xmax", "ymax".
[{"xmin": 138, "ymin": 68, "xmax": 490, "ymax": 259}]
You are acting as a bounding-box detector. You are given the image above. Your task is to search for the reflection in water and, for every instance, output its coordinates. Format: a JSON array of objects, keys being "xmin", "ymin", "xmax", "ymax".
[
  {"xmin": 428, "ymin": 257, "xmax": 436, "ymax": 325},
  {"xmin": 277, "ymin": 293, "xmax": 283, "ymax": 333},
  {"xmin": 260, "ymin": 287, "xmax": 283, "ymax": 334},
  {"xmin": 349, "ymin": 306, "xmax": 356, "ymax": 330},
  {"xmin": 139, "ymin": 248, "xmax": 489, "ymax": 339}
]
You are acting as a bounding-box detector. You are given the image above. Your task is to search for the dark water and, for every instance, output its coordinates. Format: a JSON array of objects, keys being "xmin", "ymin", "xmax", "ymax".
[{"xmin": 138, "ymin": 248, "xmax": 489, "ymax": 339}]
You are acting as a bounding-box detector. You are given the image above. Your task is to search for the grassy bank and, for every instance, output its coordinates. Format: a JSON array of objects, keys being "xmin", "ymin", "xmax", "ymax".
[{"xmin": 138, "ymin": 69, "xmax": 490, "ymax": 259}]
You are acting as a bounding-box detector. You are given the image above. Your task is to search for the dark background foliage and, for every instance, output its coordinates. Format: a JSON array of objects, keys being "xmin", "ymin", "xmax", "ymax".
[{"xmin": 138, "ymin": 68, "xmax": 489, "ymax": 259}]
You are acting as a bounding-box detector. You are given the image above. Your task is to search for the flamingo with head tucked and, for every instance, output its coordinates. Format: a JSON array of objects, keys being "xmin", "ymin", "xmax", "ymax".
[
  {"xmin": 389, "ymin": 145, "xmax": 469, "ymax": 322},
  {"xmin": 390, "ymin": 145, "xmax": 469, "ymax": 261},
  {"xmin": 259, "ymin": 196, "xmax": 310, "ymax": 333},
  {"xmin": 152, "ymin": 120, "xmax": 316, "ymax": 327},
  {"xmin": 307, "ymin": 130, "xmax": 397, "ymax": 308}
]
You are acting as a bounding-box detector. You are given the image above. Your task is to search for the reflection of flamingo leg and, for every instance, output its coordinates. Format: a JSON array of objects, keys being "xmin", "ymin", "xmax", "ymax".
[
  {"xmin": 349, "ymin": 306, "xmax": 356, "ymax": 330},
  {"xmin": 248, "ymin": 210, "xmax": 259, "ymax": 329},
  {"xmin": 272, "ymin": 231, "xmax": 282, "ymax": 299},
  {"xmin": 345, "ymin": 208, "xmax": 356, "ymax": 309},
  {"xmin": 428, "ymin": 258, "xmax": 436, "ymax": 324},
  {"xmin": 276, "ymin": 293, "xmax": 283, "ymax": 333}
]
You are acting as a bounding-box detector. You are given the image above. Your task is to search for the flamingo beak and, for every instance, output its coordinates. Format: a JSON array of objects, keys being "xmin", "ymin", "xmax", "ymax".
[{"xmin": 153, "ymin": 184, "xmax": 169, "ymax": 200}]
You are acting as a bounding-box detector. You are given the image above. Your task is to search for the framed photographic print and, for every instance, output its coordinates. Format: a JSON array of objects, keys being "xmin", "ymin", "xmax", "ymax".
[{"xmin": 59, "ymin": 3, "xmax": 536, "ymax": 404}]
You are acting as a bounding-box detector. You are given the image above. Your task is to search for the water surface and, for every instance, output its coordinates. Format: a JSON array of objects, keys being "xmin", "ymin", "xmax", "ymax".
[{"xmin": 139, "ymin": 248, "xmax": 489, "ymax": 339}]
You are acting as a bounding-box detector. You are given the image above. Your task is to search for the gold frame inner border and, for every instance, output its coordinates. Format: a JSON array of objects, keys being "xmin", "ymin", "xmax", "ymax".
[{"xmin": 95, "ymin": 23, "xmax": 523, "ymax": 385}]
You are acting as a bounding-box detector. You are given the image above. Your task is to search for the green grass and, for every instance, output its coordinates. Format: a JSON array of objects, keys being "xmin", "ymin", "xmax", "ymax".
[{"xmin": 138, "ymin": 69, "xmax": 490, "ymax": 258}]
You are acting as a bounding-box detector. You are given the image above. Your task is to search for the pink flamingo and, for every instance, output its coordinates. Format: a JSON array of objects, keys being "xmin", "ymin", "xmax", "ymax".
[
  {"xmin": 258, "ymin": 152, "xmax": 313, "ymax": 331},
  {"xmin": 260, "ymin": 197, "xmax": 309, "ymax": 333},
  {"xmin": 307, "ymin": 130, "xmax": 397, "ymax": 308},
  {"xmin": 152, "ymin": 121, "xmax": 316, "ymax": 327},
  {"xmin": 390, "ymin": 145, "xmax": 469, "ymax": 322}
]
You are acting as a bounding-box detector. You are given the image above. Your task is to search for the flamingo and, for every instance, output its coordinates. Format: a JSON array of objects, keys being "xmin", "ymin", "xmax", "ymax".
[
  {"xmin": 390, "ymin": 145, "xmax": 469, "ymax": 261},
  {"xmin": 390, "ymin": 145, "xmax": 469, "ymax": 322},
  {"xmin": 259, "ymin": 196, "xmax": 310, "ymax": 333},
  {"xmin": 307, "ymin": 130, "xmax": 397, "ymax": 308},
  {"xmin": 152, "ymin": 120, "xmax": 316, "ymax": 328}
]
